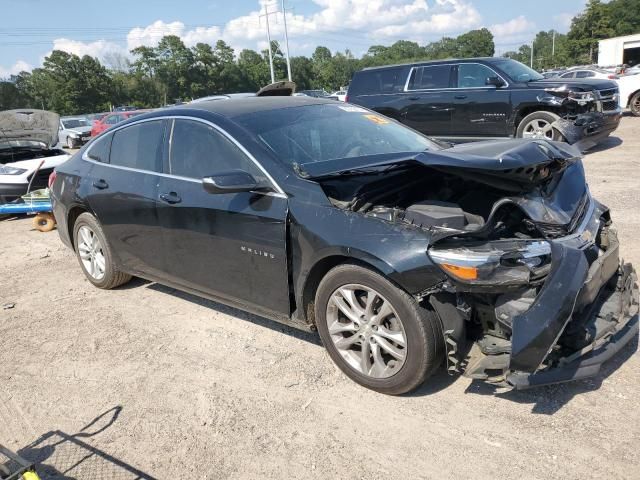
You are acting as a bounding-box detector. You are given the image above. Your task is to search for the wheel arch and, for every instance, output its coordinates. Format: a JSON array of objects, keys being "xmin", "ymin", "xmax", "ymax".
[
  {"xmin": 67, "ymin": 204, "xmax": 93, "ymax": 250},
  {"xmin": 299, "ymin": 251, "xmax": 404, "ymax": 326},
  {"xmin": 514, "ymin": 106, "xmax": 562, "ymax": 134}
]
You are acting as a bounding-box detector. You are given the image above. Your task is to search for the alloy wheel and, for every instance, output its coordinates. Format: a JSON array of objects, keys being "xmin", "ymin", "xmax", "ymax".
[
  {"xmin": 77, "ymin": 225, "xmax": 106, "ymax": 280},
  {"xmin": 522, "ymin": 118, "xmax": 555, "ymax": 139},
  {"xmin": 325, "ymin": 284, "xmax": 407, "ymax": 378}
]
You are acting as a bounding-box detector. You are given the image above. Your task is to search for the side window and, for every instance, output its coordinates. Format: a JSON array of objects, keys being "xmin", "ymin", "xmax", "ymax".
[
  {"xmin": 408, "ymin": 65, "xmax": 453, "ymax": 90},
  {"xmin": 457, "ymin": 63, "xmax": 499, "ymax": 88},
  {"xmin": 109, "ymin": 120, "xmax": 164, "ymax": 172},
  {"xmin": 105, "ymin": 115, "xmax": 119, "ymax": 125},
  {"xmin": 576, "ymin": 71, "xmax": 594, "ymax": 78},
  {"xmin": 169, "ymin": 119, "xmax": 267, "ymax": 183},
  {"xmin": 87, "ymin": 133, "xmax": 112, "ymax": 163},
  {"xmin": 561, "ymin": 71, "xmax": 575, "ymax": 78}
]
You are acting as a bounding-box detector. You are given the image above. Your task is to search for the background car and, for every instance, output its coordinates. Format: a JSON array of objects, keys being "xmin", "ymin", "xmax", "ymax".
[
  {"xmin": 59, "ymin": 116, "xmax": 93, "ymax": 148},
  {"xmin": 616, "ymin": 73, "xmax": 640, "ymax": 116},
  {"xmin": 90, "ymin": 110, "xmax": 147, "ymax": 137},
  {"xmin": 558, "ymin": 67, "xmax": 619, "ymax": 79},
  {"xmin": 328, "ymin": 90, "xmax": 348, "ymax": 101},
  {"xmin": 0, "ymin": 109, "xmax": 70, "ymax": 203},
  {"xmin": 295, "ymin": 89, "xmax": 332, "ymax": 98},
  {"xmin": 348, "ymin": 58, "xmax": 621, "ymax": 149}
]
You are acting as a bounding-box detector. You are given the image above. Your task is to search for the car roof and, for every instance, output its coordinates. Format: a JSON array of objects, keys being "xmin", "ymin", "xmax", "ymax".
[
  {"xmin": 177, "ymin": 96, "xmax": 333, "ymax": 118},
  {"xmin": 361, "ymin": 57, "xmax": 497, "ymax": 71}
]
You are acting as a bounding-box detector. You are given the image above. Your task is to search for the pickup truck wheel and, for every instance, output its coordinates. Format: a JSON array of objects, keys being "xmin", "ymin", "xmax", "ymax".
[
  {"xmin": 315, "ymin": 264, "xmax": 443, "ymax": 395},
  {"xmin": 630, "ymin": 92, "xmax": 640, "ymax": 117},
  {"xmin": 66, "ymin": 136, "xmax": 75, "ymax": 149},
  {"xmin": 516, "ymin": 111, "xmax": 564, "ymax": 141},
  {"xmin": 73, "ymin": 212, "xmax": 132, "ymax": 289}
]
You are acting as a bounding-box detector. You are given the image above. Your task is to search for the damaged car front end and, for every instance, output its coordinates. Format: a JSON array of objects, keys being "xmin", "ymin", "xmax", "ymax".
[
  {"xmin": 535, "ymin": 83, "xmax": 622, "ymax": 151},
  {"xmin": 298, "ymin": 135, "xmax": 638, "ymax": 390}
]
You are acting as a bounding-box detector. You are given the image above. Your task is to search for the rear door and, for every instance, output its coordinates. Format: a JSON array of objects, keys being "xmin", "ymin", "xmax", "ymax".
[
  {"xmin": 399, "ymin": 64, "xmax": 455, "ymax": 137},
  {"xmin": 450, "ymin": 63, "xmax": 511, "ymax": 137},
  {"xmin": 83, "ymin": 119, "xmax": 168, "ymax": 278},
  {"xmin": 156, "ymin": 118, "xmax": 291, "ymax": 315}
]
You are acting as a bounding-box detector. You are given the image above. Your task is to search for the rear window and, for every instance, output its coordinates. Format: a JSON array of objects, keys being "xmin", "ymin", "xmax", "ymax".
[
  {"xmin": 86, "ymin": 133, "xmax": 112, "ymax": 163},
  {"xmin": 349, "ymin": 67, "xmax": 407, "ymax": 96},
  {"xmin": 109, "ymin": 120, "xmax": 164, "ymax": 172},
  {"xmin": 407, "ymin": 65, "xmax": 453, "ymax": 90}
]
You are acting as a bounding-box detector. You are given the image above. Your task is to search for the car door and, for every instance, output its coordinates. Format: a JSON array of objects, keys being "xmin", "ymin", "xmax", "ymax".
[
  {"xmin": 399, "ymin": 64, "xmax": 455, "ymax": 137},
  {"xmin": 450, "ymin": 63, "xmax": 511, "ymax": 137},
  {"xmin": 560, "ymin": 71, "xmax": 576, "ymax": 79},
  {"xmin": 83, "ymin": 119, "xmax": 169, "ymax": 278},
  {"xmin": 156, "ymin": 118, "xmax": 291, "ymax": 315}
]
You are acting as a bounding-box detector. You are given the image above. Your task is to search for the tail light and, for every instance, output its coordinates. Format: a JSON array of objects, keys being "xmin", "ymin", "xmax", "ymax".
[
  {"xmin": 344, "ymin": 95, "xmax": 349, "ymax": 103},
  {"xmin": 48, "ymin": 170, "xmax": 57, "ymax": 189}
]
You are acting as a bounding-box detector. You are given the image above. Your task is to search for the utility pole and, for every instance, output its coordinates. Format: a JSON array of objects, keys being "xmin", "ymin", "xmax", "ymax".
[
  {"xmin": 260, "ymin": 4, "xmax": 276, "ymax": 83},
  {"xmin": 552, "ymin": 30, "xmax": 556, "ymax": 58},
  {"xmin": 530, "ymin": 40, "xmax": 534, "ymax": 68},
  {"xmin": 281, "ymin": 0, "xmax": 292, "ymax": 81}
]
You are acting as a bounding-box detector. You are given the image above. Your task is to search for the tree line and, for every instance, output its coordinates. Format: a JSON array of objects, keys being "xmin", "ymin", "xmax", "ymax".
[{"xmin": 1, "ymin": 0, "xmax": 639, "ymax": 115}]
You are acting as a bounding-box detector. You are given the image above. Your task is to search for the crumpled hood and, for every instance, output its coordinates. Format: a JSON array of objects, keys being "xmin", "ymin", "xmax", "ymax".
[
  {"xmin": 302, "ymin": 139, "xmax": 582, "ymax": 190},
  {"xmin": 0, "ymin": 109, "xmax": 60, "ymax": 148}
]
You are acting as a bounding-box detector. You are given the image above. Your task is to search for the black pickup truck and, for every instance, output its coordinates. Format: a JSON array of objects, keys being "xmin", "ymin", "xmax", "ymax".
[{"xmin": 347, "ymin": 58, "xmax": 622, "ymax": 149}]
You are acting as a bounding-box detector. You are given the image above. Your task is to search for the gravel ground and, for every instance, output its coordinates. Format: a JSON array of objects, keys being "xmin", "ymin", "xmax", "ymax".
[{"xmin": 1, "ymin": 116, "xmax": 639, "ymax": 480}]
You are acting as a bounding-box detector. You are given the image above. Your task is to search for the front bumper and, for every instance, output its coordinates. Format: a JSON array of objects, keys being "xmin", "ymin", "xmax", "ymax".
[{"xmin": 554, "ymin": 110, "xmax": 622, "ymax": 151}]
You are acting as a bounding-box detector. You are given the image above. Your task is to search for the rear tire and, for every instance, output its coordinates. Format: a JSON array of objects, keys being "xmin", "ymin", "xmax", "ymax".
[
  {"xmin": 73, "ymin": 212, "xmax": 131, "ymax": 289},
  {"xmin": 315, "ymin": 263, "xmax": 443, "ymax": 395},
  {"xmin": 516, "ymin": 111, "xmax": 564, "ymax": 141},
  {"xmin": 630, "ymin": 92, "xmax": 640, "ymax": 117}
]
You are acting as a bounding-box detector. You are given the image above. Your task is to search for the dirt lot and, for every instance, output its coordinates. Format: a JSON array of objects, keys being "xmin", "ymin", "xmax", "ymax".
[{"xmin": 1, "ymin": 117, "xmax": 639, "ymax": 480}]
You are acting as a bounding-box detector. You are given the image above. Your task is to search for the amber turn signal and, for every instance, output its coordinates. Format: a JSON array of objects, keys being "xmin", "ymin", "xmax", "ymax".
[{"xmin": 440, "ymin": 263, "xmax": 478, "ymax": 280}]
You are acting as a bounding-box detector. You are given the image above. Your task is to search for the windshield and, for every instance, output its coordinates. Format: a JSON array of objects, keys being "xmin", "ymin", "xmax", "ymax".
[
  {"xmin": 62, "ymin": 119, "xmax": 90, "ymax": 129},
  {"xmin": 236, "ymin": 104, "xmax": 438, "ymax": 170},
  {"xmin": 494, "ymin": 59, "xmax": 544, "ymax": 82}
]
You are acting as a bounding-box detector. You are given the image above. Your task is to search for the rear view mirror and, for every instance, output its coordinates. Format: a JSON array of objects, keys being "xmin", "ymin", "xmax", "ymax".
[
  {"xmin": 202, "ymin": 171, "xmax": 268, "ymax": 194},
  {"xmin": 486, "ymin": 76, "xmax": 506, "ymax": 88}
]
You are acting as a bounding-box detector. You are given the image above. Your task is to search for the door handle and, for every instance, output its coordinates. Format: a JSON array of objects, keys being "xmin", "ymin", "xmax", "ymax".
[
  {"xmin": 454, "ymin": 95, "xmax": 467, "ymax": 100},
  {"xmin": 159, "ymin": 192, "xmax": 182, "ymax": 204},
  {"xmin": 408, "ymin": 96, "xmax": 421, "ymax": 101},
  {"xmin": 92, "ymin": 179, "xmax": 108, "ymax": 189}
]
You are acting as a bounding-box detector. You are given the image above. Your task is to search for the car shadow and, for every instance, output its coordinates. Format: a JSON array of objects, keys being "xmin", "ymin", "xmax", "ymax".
[
  {"xmin": 584, "ymin": 135, "xmax": 623, "ymax": 153},
  {"xmin": 15, "ymin": 406, "xmax": 157, "ymax": 480},
  {"xmin": 463, "ymin": 333, "xmax": 638, "ymax": 414},
  {"xmin": 139, "ymin": 280, "xmax": 322, "ymax": 346}
]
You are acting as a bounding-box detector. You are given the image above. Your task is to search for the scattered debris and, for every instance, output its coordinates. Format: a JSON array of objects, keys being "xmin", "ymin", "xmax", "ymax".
[
  {"xmin": 3, "ymin": 303, "xmax": 16, "ymax": 310},
  {"xmin": 301, "ymin": 398, "xmax": 313, "ymax": 410}
]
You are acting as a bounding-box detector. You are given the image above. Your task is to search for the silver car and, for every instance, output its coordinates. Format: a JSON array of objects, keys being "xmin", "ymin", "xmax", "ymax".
[{"xmin": 59, "ymin": 117, "xmax": 92, "ymax": 149}]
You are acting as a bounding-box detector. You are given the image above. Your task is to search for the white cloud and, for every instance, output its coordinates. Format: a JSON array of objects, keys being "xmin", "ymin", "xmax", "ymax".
[
  {"xmin": 0, "ymin": 60, "xmax": 32, "ymax": 79},
  {"xmin": 127, "ymin": 20, "xmax": 187, "ymax": 50},
  {"xmin": 51, "ymin": 38, "xmax": 127, "ymax": 60},
  {"xmin": 490, "ymin": 16, "xmax": 535, "ymax": 38}
]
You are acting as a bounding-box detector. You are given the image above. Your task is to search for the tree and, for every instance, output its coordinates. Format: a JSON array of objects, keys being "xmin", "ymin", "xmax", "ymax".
[
  {"xmin": 567, "ymin": 0, "xmax": 614, "ymax": 63},
  {"xmin": 456, "ymin": 28, "xmax": 495, "ymax": 58}
]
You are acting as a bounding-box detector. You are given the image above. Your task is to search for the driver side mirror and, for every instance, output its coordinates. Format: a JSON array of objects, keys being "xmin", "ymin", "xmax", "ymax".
[
  {"xmin": 486, "ymin": 76, "xmax": 506, "ymax": 88},
  {"xmin": 202, "ymin": 171, "xmax": 270, "ymax": 194}
]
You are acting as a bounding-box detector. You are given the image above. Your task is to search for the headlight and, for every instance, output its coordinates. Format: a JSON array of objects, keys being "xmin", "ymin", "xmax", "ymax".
[
  {"xmin": 567, "ymin": 91, "xmax": 595, "ymax": 103},
  {"xmin": 428, "ymin": 240, "xmax": 551, "ymax": 286},
  {"xmin": 0, "ymin": 165, "xmax": 27, "ymax": 175},
  {"xmin": 69, "ymin": 132, "xmax": 79, "ymax": 138}
]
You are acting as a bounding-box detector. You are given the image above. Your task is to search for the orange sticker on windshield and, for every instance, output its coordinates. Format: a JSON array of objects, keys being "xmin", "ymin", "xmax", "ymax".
[{"xmin": 363, "ymin": 114, "xmax": 389, "ymax": 125}]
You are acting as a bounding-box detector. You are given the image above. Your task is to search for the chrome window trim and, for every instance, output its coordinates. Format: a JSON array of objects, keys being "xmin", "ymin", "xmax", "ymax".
[
  {"xmin": 403, "ymin": 62, "xmax": 510, "ymax": 92},
  {"xmin": 82, "ymin": 115, "xmax": 287, "ymax": 197}
]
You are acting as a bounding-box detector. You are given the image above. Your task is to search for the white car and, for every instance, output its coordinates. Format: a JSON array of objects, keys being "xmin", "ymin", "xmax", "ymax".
[
  {"xmin": 329, "ymin": 90, "xmax": 348, "ymax": 102},
  {"xmin": 616, "ymin": 74, "xmax": 640, "ymax": 116},
  {"xmin": 59, "ymin": 116, "xmax": 92, "ymax": 149},
  {"xmin": 558, "ymin": 68, "xmax": 619, "ymax": 80},
  {"xmin": 0, "ymin": 109, "xmax": 70, "ymax": 203}
]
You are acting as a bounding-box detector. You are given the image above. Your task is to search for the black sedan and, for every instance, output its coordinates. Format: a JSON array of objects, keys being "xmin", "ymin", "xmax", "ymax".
[{"xmin": 51, "ymin": 97, "xmax": 638, "ymax": 394}]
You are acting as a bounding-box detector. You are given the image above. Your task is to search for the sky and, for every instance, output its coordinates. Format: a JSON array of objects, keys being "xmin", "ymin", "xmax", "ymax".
[{"xmin": 0, "ymin": 0, "xmax": 589, "ymax": 78}]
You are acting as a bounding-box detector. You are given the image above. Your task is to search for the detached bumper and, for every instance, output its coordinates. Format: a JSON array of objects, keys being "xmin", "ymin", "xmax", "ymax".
[
  {"xmin": 554, "ymin": 110, "xmax": 622, "ymax": 151},
  {"xmin": 507, "ymin": 263, "xmax": 638, "ymax": 389}
]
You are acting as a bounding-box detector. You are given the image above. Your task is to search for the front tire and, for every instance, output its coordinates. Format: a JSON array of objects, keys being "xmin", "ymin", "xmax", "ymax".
[
  {"xmin": 315, "ymin": 264, "xmax": 443, "ymax": 395},
  {"xmin": 65, "ymin": 136, "xmax": 75, "ymax": 149},
  {"xmin": 73, "ymin": 212, "xmax": 131, "ymax": 289},
  {"xmin": 630, "ymin": 92, "xmax": 640, "ymax": 117},
  {"xmin": 516, "ymin": 111, "xmax": 564, "ymax": 141}
]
